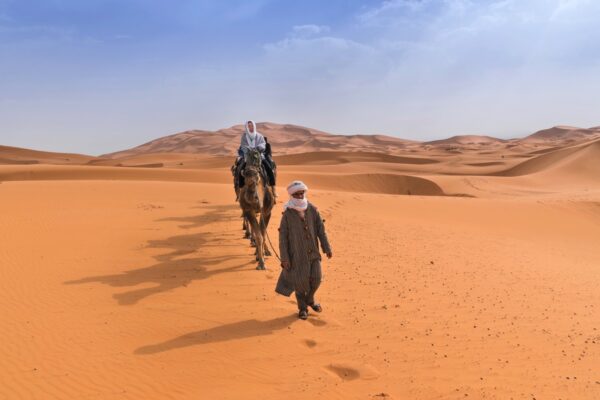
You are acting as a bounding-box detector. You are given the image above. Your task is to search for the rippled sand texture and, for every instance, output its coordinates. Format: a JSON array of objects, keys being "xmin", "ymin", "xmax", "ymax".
[{"xmin": 1, "ymin": 124, "xmax": 599, "ymax": 399}]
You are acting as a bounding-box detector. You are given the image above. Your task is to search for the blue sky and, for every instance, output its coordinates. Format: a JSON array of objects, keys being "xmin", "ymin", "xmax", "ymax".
[{"xmin": 1, "ymin": 0, "xmax": 599, "ymax": 154}]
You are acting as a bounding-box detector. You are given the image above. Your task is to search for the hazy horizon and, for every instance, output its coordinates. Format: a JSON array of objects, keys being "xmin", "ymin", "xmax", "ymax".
[{"xmin": 2, "ymin": 0, "xmax": 600, "ymax": 154}]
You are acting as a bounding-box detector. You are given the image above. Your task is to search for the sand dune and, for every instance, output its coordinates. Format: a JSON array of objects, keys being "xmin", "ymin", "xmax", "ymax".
[
  {"xmin": 0, "ymin": 164, "xmax": 230, "ymax": 184},
  {"xmin": 0, "ymin": 165, "xmax": 446, "ymax": 196},
  {"xmin": 497, "ymin": 138, "xmax": 600, "ymax": 179},
  {"xmin": 2, "ymin": 122, "xmax": 600, "ymax": 399},
  {"xmin": 1, "ymin": 179, "xmax": 599, "ymax": 400},
  {"xmin": 465, "ymin": 161, "xmax": 506, "ymax": 167},
  {"xmin": 0, "ymin": 144, "xmax": 95, "ymax": 165},
  {"xmin": 520, "ymin": 125, "xmax": 600, "ymax": 144},
  {"xmin": 274, "ymin": 151, "xmax": 438, "ymax": 166},
  {"xmin": 87, "ymin": 152, "xmax": 218, "ymax": 168},
  {"xmin": 424, "ymin": 135, "xmax": 507, "ymax": 146},
  {"xmin": 278, "ymin": 172, "xmax": 445, "ymax": 196},
  {"xmin": 102, "ymin": 122, "xmax": 412, "ymax": 158}
]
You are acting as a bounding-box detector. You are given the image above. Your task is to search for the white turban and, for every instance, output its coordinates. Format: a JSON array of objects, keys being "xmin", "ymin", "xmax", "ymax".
[{"xmin": 287, "ymin": 180, "xmax": 308, "ymax": 195}]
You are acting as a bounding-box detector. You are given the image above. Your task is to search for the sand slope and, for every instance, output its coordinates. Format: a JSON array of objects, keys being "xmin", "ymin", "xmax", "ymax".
[
  {"xmin": 521, "ymin": 125, "xmax": 600, "ymax": 144},
  {"xmin": 0, "ymin": 145, "xmax": 95, "ymax": 165},
  {"xmin": 274, "ymin": 151, "xmax": 439, "ymax": 166},
  {"xmin": 497, "ymin": 138, "xmax": 600, "ymax": 180},
  {"xmin": 1, "ymin": 180, "xmax": 599, "ymax": 400},
  {"xmin": 424, "ymin": 135, "xmax": 507, "ymax": 146}
]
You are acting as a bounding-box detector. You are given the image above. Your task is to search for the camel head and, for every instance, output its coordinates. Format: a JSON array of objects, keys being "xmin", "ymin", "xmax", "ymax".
[
  {"xmin": 242, "ymin": 165, "xmax": 261, "ymax": 189},
  {"xmin": 244, "ymin": 148, "xmax": 262, "ymax": 169}
]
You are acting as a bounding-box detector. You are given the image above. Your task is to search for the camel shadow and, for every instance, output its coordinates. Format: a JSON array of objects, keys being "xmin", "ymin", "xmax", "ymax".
[
  {"xmin": 65, "ymin": 255, "xmax": 251, "ymax": 305},
  {"xmin": 65, "ymin": 204, "xmax": 250, "ymax": 305},
  {"xmin": 158, "ymin": 204, "xmax": 239, "ymax": 230},
  {"xmin": 135, "ymin": 314, "xmax": 297, "ymax": 355}
]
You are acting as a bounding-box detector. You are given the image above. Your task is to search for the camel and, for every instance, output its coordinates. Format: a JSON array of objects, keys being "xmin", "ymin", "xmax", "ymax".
[{"xmin": 237, "ymin": 149, "xmax": 276, "ymax": 270}]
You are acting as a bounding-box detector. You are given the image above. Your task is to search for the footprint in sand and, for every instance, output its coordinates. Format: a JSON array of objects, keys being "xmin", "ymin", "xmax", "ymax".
[
  {"xmin": 307, "ymin": 318, "xmax": 327, "ymax": 327},
  {"xmin": 325, "ymin": 364, "xmax": 360, "ymax": 381},
  {"xmin": 325, "ymin": 363, "xmax": 380, "ymax": 381}
]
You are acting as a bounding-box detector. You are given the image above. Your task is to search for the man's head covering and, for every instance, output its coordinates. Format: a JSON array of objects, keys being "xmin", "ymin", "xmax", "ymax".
[
  {"xmin": 245, "ymin": 120, "xmax": 257, "ymax": 139},
  {"xmin": 284, "ymin": 180, "xmax": 309, "ymax": 212},
  {"xmin": 287, "ymin": 180, "xmax": 308, "ymax": 196}
]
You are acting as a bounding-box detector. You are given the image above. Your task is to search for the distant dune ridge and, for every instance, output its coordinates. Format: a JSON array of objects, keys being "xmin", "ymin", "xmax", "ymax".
[
  {"xmin": 1, "ymin": 122, "xmax": 599, "ymax": 196},
  {"xmin": 521, "ymin": 125, "xmax": 600, "ymax": 143},
  {"xmin": 498, "ymin": 137, "xmax": 600, "ymax": 179},
  {"xmin": 2, "ymin": 122, "xmax": 600, "ymax": 164},
  {"xmin": 423, "ymin": 135, "xmax": 507, "ymax": 146},
  {"xmin": 100, "ymin": 122, "xmax": 413, "ymax": 159},
  {"xmin": 98, "ymin": 122, "xmax": 600, "ymax": 158},
  {"xmin": 0, "ymin": 145, "xmax": 94, "ymax": 165}
]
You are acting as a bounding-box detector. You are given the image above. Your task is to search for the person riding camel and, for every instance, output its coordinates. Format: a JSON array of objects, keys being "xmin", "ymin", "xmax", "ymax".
[{"xmin": 233, "ymin": 120, "xmax": 277, "ymax": 197}]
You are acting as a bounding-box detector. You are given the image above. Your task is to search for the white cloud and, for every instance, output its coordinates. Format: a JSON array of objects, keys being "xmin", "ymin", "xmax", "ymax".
[
  {"xmin": 291, "ymin": 24, "xmax": 330, "ymax": 38},
  {"xmin": 249, "ymin": 0, "xmax": 600, "ymax": 139},
  {"xmin": 262, "ymin": 26, "xmax": 380, "ymax": 88},
  {"xmin": 359, "ymin": 0, "xmax": 430, "ymax": 23},
  {"xmin": 3, "ymin": 0, "xmax": 600, "ymax": 152},
  {"xmin": 550, "ymin": 0, "xmax": 595, "ymax": 20}
]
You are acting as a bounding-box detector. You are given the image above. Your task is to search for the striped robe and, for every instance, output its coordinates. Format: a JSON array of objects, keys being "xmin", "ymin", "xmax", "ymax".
[{"xmin": 275, "ymin": 203, "xmax": 332, "ymax": 296}]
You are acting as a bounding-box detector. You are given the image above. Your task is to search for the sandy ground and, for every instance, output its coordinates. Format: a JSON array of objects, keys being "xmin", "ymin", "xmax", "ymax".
[{"xmin": 1, "ymin": 137, "xmax": 600, "ymax": 399}]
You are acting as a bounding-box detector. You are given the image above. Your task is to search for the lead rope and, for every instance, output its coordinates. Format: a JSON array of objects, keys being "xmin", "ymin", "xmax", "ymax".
[{"xmin": 259, "ymin": 204, "xmax": 282, "ymax": 263}]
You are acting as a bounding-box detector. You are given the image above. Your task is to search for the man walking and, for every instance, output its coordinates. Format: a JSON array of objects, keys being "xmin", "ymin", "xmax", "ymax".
[{"xmin": 276, "ymin": 181, "xmax": 332, "ymax": 320}]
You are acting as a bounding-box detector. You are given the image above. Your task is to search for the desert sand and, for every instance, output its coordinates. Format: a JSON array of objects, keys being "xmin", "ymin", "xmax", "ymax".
[{"xmin": 1, "ymin": 123, "xmax": 599, "ymax": 399}]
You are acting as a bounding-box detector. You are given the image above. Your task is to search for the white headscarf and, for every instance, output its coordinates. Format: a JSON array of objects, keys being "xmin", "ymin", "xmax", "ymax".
[
  {"xmin": 245, "ymin": 120, "xmax": 257, "ymax": 146},
  {"xmin": 284, "ymin": 181, "xmax": 309, "ymax": 211}
]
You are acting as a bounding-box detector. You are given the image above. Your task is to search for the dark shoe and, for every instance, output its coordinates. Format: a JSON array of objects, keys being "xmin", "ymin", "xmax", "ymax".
[
  {"xmin": 309, "ymin": 303, "xmax": 322, "ymax": 313},
  {"xmin": 298, "ymin": 310, "xmax": 308, "ymax": 320}
]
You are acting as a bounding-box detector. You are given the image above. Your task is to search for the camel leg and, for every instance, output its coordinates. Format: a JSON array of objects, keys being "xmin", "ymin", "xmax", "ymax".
[
  {"xmin": 243, "ymin": 217, "xmax": 252, "ymax": 239},
  {"xmin": 247, "ymin": 214, "xmax": 265, "ymax": 270},
  {"xmin": 262, "ymin": 190, "xmax": 275, "ymax": 257},
  {"xmin": 260, "ymin": 212, "xmax": 272, "ymax": 257}
]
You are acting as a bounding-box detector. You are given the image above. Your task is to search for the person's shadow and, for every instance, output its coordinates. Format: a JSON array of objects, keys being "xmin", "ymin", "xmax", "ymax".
[
  {"xmin": 135, "ymin": 314, "xmax": 297, "ymax": 355},
  {"xmin": 64, "ymin": 204, "xmax": 252, "ymax": 305}
]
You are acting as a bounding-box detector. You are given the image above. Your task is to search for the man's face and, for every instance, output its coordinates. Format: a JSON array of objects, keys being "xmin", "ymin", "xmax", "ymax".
[
  {"xmin": 292, "ymin": 190, "xmax": 305, "ymax": 200},
  {"xmin": 247, "ymin": 121, "xmax": 254, "ymax": 132}
]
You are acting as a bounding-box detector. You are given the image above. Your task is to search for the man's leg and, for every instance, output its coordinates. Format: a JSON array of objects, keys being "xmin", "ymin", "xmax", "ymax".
[
  {"xmin": 270, "ymin": 159, "xmax": 277, "ymax": 196},
  {"xmin": 261, "ymin": 159, "xmax": 275, "ymax": 185},
  {"xmin": 306, "ymin": 260, "xmax": 322, "ymax": 307},
  {"xmin": 261, "ymin": 158, "xmax": 277, "ymax": 198},
  {"xmin": 236, "ymin": 160, "xmax": 245, "ymax": 188},
  {"xmin": 295, "ymin": 291, "xmax": 308, "ymax": 311},
  {"xmin": 295, "ymin": 290, "xmax": 309, "ymax": 320}
]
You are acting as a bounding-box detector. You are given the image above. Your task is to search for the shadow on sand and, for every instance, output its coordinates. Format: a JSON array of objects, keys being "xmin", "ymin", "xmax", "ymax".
[
  {"xmin": 157, "ymin": 203, "xmax": 239, "ymax": 230},
  {"xmin": 65, "ymin": 203, "xmax": 251, "ymax": 305},
  {"xmin": 135, "ymin": 314, "xmax": 297, "ymax": 355}
]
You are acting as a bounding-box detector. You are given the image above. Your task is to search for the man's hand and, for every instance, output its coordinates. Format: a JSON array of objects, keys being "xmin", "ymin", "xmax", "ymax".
[
  {"xmin": 326, "ymin": 251, "xmax": 333, "ymax": 259},
  {"xmin": 281, "ymin": 261, "xmax": 290, "ymax": 270}
]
